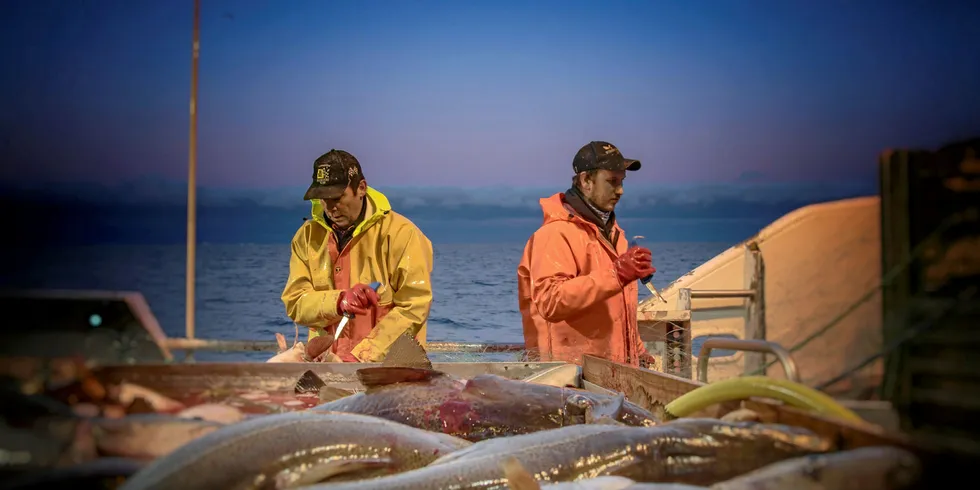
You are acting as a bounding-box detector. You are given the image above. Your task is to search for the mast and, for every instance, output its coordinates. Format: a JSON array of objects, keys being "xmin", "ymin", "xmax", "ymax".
[{"xmin": 185, "ymin": 0, "xmax": 200, "ymax": 343}]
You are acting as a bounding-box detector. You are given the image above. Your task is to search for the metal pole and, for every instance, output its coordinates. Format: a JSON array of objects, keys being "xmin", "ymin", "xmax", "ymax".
[{"xmin": 185, "ymin": 0, "xmax": 200, "ymax": 341}]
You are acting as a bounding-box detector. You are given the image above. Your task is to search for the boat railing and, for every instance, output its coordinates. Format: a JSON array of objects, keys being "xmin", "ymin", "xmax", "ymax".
[
  {"xmin": 161, "ymin": 337, "xmax": 526, "ymax": 354},
  {"xmin": 636, "ymin": 243, "xmax": 766, "ymax": 380}
]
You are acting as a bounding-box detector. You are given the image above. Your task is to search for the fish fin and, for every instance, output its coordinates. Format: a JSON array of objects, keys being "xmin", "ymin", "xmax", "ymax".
[
  {"xmin": 356, "ymin": 367, "xmax": 445, "ymax": 389},
  {"xmin": 294, "ymin": 370, "xmax": 326, "ymax": 395},
  {"xmin": 381, "ymin": 332, "xmax": 433, "ymax": 369},
  {"xmin": 275, "ymin": 457, "xmax": 392, "ymax": 489},
  {"xmin": 318, "ymin": 385, "xmax": 358, "ymax": 403},
  {"xmin": 501, "ymin": 457, "xmax": 540, "ymax": 490},
  {"xmin": 275, "ymin": 333, "xmax": 288, "ymax": 352},
  {"xmin": 306, "ymin": 336, "xmax": 335, "ymax": 360},
  {"xmin": 586, "ymin": 392, "xmax": 626, "ymax": 424}
]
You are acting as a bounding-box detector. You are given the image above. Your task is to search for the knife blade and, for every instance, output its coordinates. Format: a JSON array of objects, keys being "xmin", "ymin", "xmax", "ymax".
[
  {"xmin": 630, "ymin": 235, "xmax": 667, "ymax": 303},
  {"xmin": 334, "ymin": 281, "xmax": 382, "ymax": 341},
  {"xmin": 641, "ymin": 275, "xmax": 667, "ymax": 303}
]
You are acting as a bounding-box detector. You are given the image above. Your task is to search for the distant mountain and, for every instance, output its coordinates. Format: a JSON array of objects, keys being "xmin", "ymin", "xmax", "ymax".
[{"xmin": 0, "ymin": 179, "xmax": 877, "ymax": 246}]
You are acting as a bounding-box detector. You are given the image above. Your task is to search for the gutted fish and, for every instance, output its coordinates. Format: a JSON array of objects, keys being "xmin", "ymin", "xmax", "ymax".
[
  {"xmin": 313, "ymin": 366, "xmax": 657, "ymax": 441},
  {"xmin": 301, "ymin": 418, "xmax": 829, "ymax": 489},
  {"xmin": 119, "ymin": 411, "xmax": 472, "ymax": 490}
]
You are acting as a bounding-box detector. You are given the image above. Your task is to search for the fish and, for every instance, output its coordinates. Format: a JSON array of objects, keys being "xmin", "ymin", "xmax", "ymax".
[
  {"xmin": 709, "ymin": 445, "xmax": 921, "ymax": 490},
  {"xmin": 312, "ymin": 366, "xmax": 658, "ymax": 442},
  {"xmin": 0, "ymin": 457, "xmax": 146, "ymax": 490},
  {"xmin": 92, "ymin": 414, "xmax": 224, "ymax": 460},
  {"xmin": 268, "ymin": 332, "xmax": 308, "ymax": 363},
  {"xmin": 110, "ymin": 382, "xmax": 186, "ymax": 413},
  {"xmin": 118, "ymin": 410, "xmax": 472, "ymax": 490},
  {"xmin": 301, "ymin": 418, "xmax": 830, "ymax": 490},
  {"xmin": 177, "ymin": 403, "xmax": 245, "ymax": 425},
  {"xmin": 297, "ymin": 332, "xmax": 431, "ymax": 404},
  {"xmin": 501, "ymin": 457, "xmax": 708, "ymax": 490}
]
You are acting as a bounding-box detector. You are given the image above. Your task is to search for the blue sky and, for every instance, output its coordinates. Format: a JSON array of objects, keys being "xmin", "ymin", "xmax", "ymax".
[{"xmin": 2, "ymin": 0, "xmax": 978, "ymax": 195}]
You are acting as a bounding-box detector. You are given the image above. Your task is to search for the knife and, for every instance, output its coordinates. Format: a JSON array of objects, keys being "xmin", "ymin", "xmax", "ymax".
[
  {"xmin": 334, "ymin": 281, "xmax": 382, "ymax": 342},
  {"xmin": 631, "ymin": 236, "xmax": 667, "ymax": 303}
]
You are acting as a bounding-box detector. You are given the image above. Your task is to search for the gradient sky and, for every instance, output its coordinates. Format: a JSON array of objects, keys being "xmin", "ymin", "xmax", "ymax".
[{"xmin": 2, "ymin": 0, "xmax": 978, "ymax": 191}]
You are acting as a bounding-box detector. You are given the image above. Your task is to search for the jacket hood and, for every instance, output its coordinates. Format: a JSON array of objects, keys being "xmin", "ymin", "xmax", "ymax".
[
  {"xmin": 310, "ymin": 186, "xmax": 392, "ymax": 237},
  {"xmin": 539, "ymin": 193, "xmax": 576, "ymax": 225}
]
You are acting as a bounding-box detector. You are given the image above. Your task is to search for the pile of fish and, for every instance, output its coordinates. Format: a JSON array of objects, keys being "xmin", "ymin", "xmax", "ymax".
[{"xmin": 0, "ymin": 335, "xmax": 924, "ymax": 490}]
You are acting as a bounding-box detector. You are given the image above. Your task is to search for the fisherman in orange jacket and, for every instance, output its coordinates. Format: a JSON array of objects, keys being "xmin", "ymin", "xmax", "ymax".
[
  {"xmin": 281, "ymin": 149, "xmax": 434, "ymax": 363},
  {"xmin": 517, "ymin": 141, "xmax": 657, "ymax": 368}
]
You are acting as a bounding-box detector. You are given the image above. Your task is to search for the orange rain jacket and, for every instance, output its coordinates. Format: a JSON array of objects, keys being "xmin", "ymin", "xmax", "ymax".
[
  {"xmin": 281, "ymin": 187, "xmax": 434, "ymax": 362},
  {"xmin": 517, "ymin": 192, "xmax": 649, "ymax": 366}
]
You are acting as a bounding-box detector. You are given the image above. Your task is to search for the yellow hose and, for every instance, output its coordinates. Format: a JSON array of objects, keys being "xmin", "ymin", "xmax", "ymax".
[{"xmin": 664, "ymin": 376, "xmax": 863, "ymax": 423}]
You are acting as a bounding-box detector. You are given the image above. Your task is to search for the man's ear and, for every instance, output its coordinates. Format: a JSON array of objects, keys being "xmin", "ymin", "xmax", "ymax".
[{"xmin": 356, "ymin": 179, "xmax": 367, "ymax": 197}]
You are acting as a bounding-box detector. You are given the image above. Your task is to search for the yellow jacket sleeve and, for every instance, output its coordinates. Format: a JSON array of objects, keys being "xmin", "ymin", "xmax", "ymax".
[
  {"xmin": 350, "ymin": 221, "xmax": 434, "ymax": 362},
  {"xmin": 281, "ymin": 225, "xmax": 343, "ymax": 329}
]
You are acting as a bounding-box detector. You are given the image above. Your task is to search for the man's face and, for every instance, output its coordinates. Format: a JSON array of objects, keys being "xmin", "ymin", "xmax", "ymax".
[
  {"xmin": 322, "ymin": 180, "xmax": 367, "ymax": 228},
  {"xmin": 580, "ymin": 169, "xmax": 626, "ymax": 212}
]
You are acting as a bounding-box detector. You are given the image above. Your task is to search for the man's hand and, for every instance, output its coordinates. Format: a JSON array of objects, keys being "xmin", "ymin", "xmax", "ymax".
[
  {"xmin": 614, "ymin": 246, "xmax": 656, "ymax": 286},
  {"xmin": 336, "ymin": 283, "xmax": 381, "ymax": 316}
]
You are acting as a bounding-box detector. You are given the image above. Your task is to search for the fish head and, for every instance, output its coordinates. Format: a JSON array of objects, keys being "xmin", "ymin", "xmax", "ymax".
[{"xmin": 561, "ymin": 390, "xmax": 660, "ymax": 427}]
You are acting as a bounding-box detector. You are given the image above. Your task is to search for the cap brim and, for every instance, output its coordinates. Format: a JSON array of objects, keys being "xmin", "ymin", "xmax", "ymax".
[
  {"xmin": 303, "ymin": 184, "xmax": 347, "ymax": 201},
  {"xmin": 624, "ymin": 159, "xmax": 641, "ymax": 171}
]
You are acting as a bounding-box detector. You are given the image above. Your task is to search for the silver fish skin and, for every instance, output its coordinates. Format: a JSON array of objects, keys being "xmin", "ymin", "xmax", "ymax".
[
  {"xmin": 709, "ymin": 446, "xmax": 921, "ymax": 490},
  {"xmin": 92, "ymin": 414, "xmax": 223, "ymax": 460},
  {"xmin": 119, "ymin": 410, "xmax": 472, "ymax": 490},
  {"xmin": 301, "ymin": 418, "xmax": 829, "ymax": 490}
]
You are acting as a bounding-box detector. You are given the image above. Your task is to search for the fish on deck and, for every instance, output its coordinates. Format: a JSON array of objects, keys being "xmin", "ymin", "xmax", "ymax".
[
  {"xmin": 118, "ymin": 411, "xmax": 472, "ymax": 490},
  {"xmin": 312, "ymin": 365, "xmax": 658, "ymax": 442},
  {"xmin": 301, "ymin": 418, "xmax": 831, "ymax": 490},
  {"xmin": 709, "ymin": 446, "xmax": 921, "ymax": 490},
  {"xmin": 501, "ymin": 457, "xmax": 708, "ymax": 490}
]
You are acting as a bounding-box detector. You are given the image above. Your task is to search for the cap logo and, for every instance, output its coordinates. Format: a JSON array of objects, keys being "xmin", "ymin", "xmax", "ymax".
[
  {"xmin": 601, "ymin": 144, "xmax": 619, "ymax": 156},
  {"xmin": 316, "ymin": 165, "xmax": 332, "ymax": 184}
]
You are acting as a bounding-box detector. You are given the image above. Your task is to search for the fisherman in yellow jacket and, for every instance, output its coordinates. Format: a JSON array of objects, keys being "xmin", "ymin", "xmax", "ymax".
[{"xmin": 281, "ymin": 149, "xmax": 434, "ymax": 362}]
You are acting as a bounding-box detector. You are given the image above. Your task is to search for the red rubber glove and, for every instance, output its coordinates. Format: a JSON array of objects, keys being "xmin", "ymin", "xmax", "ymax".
[
  {"xmin": 336, "ymin": 284, "xmax": 380, "ymax": 316},
  {"xmin": 614, "ymin": 246, "xmax": 656, "ymax": 286},
  {"xmin": 339, "ymin": 352, "xmax": 359, "ymax": 363}
]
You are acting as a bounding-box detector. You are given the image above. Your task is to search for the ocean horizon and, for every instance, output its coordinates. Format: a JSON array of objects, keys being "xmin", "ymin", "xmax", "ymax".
[{"xmin": 4, "ymin": 238, "xmax": 735, "ymax": 362}]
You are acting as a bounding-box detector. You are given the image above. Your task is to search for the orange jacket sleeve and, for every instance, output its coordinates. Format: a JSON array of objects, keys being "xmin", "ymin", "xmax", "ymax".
[{"xmin": 527, "ymin": 225, "xmax": 624, "ymax": 324}]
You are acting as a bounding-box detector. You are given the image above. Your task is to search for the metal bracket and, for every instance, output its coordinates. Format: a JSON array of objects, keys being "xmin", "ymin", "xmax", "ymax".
[{"xmin": 697, "ymin": 338, "xmax": 800, "ymax": 383}]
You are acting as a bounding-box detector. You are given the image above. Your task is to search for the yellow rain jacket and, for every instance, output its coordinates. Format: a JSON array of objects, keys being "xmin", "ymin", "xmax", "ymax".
[{"xmin": 281, "ymin": 187, "xmax": 434, "ymax": 362}]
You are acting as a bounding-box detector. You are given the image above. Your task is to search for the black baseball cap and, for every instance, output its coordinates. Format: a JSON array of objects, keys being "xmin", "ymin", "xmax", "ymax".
[
  {"xmin": 572, "ymin": 141, "xmax": 641, "ymax": 173},
  {"xmin": 303, "ymin": 149, "xmax": 363, "ymax": 200}
]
